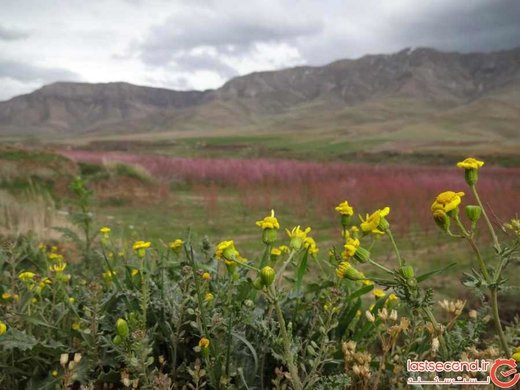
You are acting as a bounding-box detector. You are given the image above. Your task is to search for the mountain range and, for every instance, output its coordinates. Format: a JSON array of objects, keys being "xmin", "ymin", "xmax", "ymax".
[{"xmin": 0, "ymin": 46, "xmax": 519, "ymax": 155}]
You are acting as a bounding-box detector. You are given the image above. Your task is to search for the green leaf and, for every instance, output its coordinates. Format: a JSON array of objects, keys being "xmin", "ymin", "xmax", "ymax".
[
  {"xmin": 416, "ymin": 263, "xmax": 457, "ymax": 283},
  {"xmin": 0, "ymin": 329, "xmax": 38, "ymax": 351},
  {"xmin": 232, "ymin": 332, "xmax": 259, "ymax": 374},
  {"xmin": 346, "ymin": 284, "xmax": 374, "ymax": 301}
]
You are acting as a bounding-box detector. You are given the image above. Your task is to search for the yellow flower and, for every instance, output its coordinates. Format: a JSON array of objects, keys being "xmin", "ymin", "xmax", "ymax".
[
  {"xmin": 68, "ymin": 297, "xmax": 76, "ymax": 304},
  {"xmin": 215, "ymin": 240, "xmax": 238, "ymax": 261},
  {"xmin": 51, "ymin": 370, "xmax": 59, "ymax": 378},
  {"xmin": 48, "ymin": 253, "xmax": 64, "ymax": 262},
  {"xmin": 49, "ymin": 262, "xmax": 67, "ymax": 273},
  {"xmin": 100, "ymin": 227, "xmax": 111, "ymax": 234},
  {"xmin": 0, "ymin": 321, "xmax": 7, "ymax": 335},
  {"xmin": 342, "ymin": 238, "xmax": 360, "ymax": 259},
  {"xmin": 169, "ymin": 239, "xmax": 184, "ymax": 251},
  {"xmin": 102, "ymin": 270, "xmax": 116, "ymax": 282},
  {"xmin": 2, "ymin": 292, "xmax": 13, "ymax": 300},
  {"xmin": 336, "ymin": 261, "xmax": 365, "ymax": 280},
  {"xmin": 204, "ymin": 292, "xmax": 214, "ymax": 302},
  {"xmin": 202, "ymin": 272, "xmax": 211, "ymax": 281},
  {"xmin": 286, "ymin": 226, "xmax": 311, "ymax": 250},
  {"xmin": 361, "ymin": 279, "xmax": 374, "ymax": 286},
  {"xmin": 278, "ymin": 245, "xmax": 290, "ymax": 254},
  {"xmin": 335, "ymin": 201, "xmax": 354, "ymax": 216},
  {"xmin": 271, "ymin": 248, "xmax": 282, "ymax": 256},
  {"xmin": 303, "ymin": 237, "xmax": 319, "ymax": 256},
  {"xmin": 360, "ymin": 207, "xmax": 390, "ymax": 235},
  {"xmin": 456, "ymin": 157, "xmax": 484, "ymax": 170},
  {"xmin": 71, "ymin": 322, "xmax": 80, "ymax": 331},
  {"xmin": 38, "ymin": 243, "xmax": 46, "ymax": 251},
  {"xmin": 431, "ymin": 191, "xmax": 465, "ymax": 214},
  {"xmin": 373, "ymin": 289, "xmax": 386, "ymax": 298},
  {"xmin": 198, "ymin": 337, "xmax": 210, "ymax": 349},
  {"xmin": 18, "ymin": 271, "xmax": 36, "ymax": 282},
  {"xmin": 387, "ymin": 293, "xmax": 399, "ymax": 305},
  {"xmin": 256, "ymin": 209, "xmax": 280, "ymax": 230},
  {"xmin": 131, "ymin": 268, "xmax": 139, "ymax": 277},
  {"xmin": 133, "ymin": 240, "xmax": 151, "ymax": 251}
]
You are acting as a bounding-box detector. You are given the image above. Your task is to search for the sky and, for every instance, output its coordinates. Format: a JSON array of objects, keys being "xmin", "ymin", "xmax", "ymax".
[{"xmin": 1, "ymin": 0, "xmax": 520, "ymax": 101}]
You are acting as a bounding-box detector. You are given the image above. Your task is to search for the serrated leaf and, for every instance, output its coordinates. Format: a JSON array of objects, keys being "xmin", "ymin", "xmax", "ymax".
[{"xmin": 0, "ymin": 329, "xmax": 38, "ymax": 351}]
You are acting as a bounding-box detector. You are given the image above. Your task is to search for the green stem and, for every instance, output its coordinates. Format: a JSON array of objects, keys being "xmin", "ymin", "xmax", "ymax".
[
  {"xmin": 185, "ymin": 245, "xmax": 219, "ymax": 388},
  {"xmin": 387, "ymin": 229, "xmax": 403, "ymax": 267},
  {"xmin": 269, "ymin": 285, "xmax": 303, "ymax": 390},
  {"xmin": 368, "ymin": 258, "xmax": 394, "ymax": 274},
  {"xmin": 490, "ymin": 288, "xmax": 509, "ymax": 356},
  {"xmin": 422, "ymin": 307, "xmax": 448, "ymax": 360},
  {"xmin": 275, "ymin": 249, "xmax": 296, "ymax": 287},
  {"xmin": 471, "ymin": 185, "xmax": 501, "ymax": 251}
]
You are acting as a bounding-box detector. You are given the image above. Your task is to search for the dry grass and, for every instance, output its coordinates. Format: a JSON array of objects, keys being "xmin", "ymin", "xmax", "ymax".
[{"xmin": 0, "ymin": 186, "xmax": 73, "ymax": 240}]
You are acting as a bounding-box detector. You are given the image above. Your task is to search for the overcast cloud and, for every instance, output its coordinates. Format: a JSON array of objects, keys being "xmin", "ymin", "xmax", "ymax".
[{"xmin": 1, "ymin": 0, "xmax": 519, "ymax": 100}]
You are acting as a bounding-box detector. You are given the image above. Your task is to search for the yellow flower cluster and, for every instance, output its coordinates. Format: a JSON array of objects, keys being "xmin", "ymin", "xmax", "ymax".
[
  {"xmin": 456, "ymin": 157, "xmax": 484, "ymax": 170},
  {"xmin": 169, "ymin": 239, "xmax": 184, "ymax": 251},
  {"xmin": 431, "ymin": 191, "xmax": 464, "ymax": 214},
  {"xmin": 303, "ymin": 237, "xmax": 319, "ymax": 257},
  {"xmin": 256, "ymin": 209, "xmax": 280, "ymax": 230},
  {"xmin": 360, "ymin": 207, "xmax": 390, "ymax": 235},
  {"xmin": 335, "ymin": 201, "xmax": 354, "ymax": 216}
]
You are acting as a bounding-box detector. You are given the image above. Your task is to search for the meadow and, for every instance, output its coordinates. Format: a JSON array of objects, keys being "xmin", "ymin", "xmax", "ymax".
[{"xmin": 0, "ymin": 147, "xmax": 519, "ymax": 389}]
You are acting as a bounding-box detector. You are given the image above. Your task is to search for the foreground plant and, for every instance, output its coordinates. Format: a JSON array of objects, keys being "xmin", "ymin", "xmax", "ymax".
[{"xmin": 0, "ymin": 164, "xmax": 518, "ymax": 389}]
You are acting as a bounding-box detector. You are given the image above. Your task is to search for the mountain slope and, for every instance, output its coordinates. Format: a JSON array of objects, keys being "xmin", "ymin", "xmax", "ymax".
[{"xmin": 0, "ymin": 46, "xmax": 519, "ymax": 144}]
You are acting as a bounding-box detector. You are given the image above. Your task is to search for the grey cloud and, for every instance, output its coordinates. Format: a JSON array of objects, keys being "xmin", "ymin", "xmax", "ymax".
[
  {"xmin": 140, "ymin": 6, "xmax": 322, "ymax": 66},
  {"xmin": 385, "ymin": 0, "xmax": 520, "ymax": 53},
  {"xmin": 0, "ymin": 60, "xmax": 80, "ymax": 82},
  {"xmin": 172, "ymin": 53, "xmax": 238, "ymax": 78},
  {"xmin": 0, "ymin": 25, "xmax": 29, "ymax": 41}
]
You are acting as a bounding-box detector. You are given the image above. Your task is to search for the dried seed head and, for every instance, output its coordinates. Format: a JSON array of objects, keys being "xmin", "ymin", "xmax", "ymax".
[
  {"xmin": 468, "ymin": 310, "xmax": 478, "ymax": 320},
  {"xmin": 432, "ymin": 337, "xmax": 440, "ymax": 354},
  {"xmin": 389, "ymin": 309, "xmax": 398, "ymax": 321},
  {"xmin": 365, "ymin": 310, "xmax": 375, "ymax": 323}
]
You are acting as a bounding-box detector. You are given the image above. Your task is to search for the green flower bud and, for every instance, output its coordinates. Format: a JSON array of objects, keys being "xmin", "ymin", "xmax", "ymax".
[
  {"xmin": 433, "ymin": 210, "xmax": 450, "ymax": 232},
  {"xmin": 260, "ymin": 266, "xmax": 276, "ymax": 287},
  {"xmin": 341, "ymin": 214, "xmax": 351, "ymax": 228},
  {"xmin": 378, "ymin": 217, "xmax": 390, "ymax": 232},
  {"xmin": 406, "ymin": 278, "xmax": 417, "ymax": 288},
  {"xmin": 252, "ymin": 277, "xmax": 264, "ymax": 290},
  {"xmin": 464, "ymin": 169, "xmax": 478, "ymax": 186},
  {"xmin": 465, "ymin": 205, "xmax": 482, "ymax": 223},
  {"xmin": 116, "ymin": 318, "xmax": 129, "ymax": 338},
  {"xmin": 353, "ymin": 247, "xmax": 370, "ymax": 263},
  {"xmin": 344, "ymin": 266, "xmax": 366, "ymax": 281},
  {"xmin": 262, "ymin": 229, "xmax": 277, "ymax": 245},
  {"xmin": 400, "ymin": 265, "xmax": 415, "ymax": 280},
  {"xmin": 113, "ymin": 335, "xmax": 123, "ymax": 346}
]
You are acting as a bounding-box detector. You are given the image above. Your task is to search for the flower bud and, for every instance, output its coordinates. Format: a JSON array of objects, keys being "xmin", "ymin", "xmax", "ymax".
[
  {"xmin": 406, "ymin": 278, "xmax": 417, "ymax": 288},
  {"xmin": 464, "ymin": 169, "xmax": 478, "ymax": 186},
  {"xmin": 113, "ymin": 335, "xmax": 123, "ymax": 346},
  {"xmin": 60, "ymin": 353, "xmax": 69, "ymax": 367},
  {"xmin": 341, "ymin": 214, "xmax": 352, "ymax": 229},
  {"xmin": 433, "ymin": 209, "xmax": 450, "ymax": 232},
  {"xmin": 116, "ymin": 318, "xmax": 129, "ymax": 338},
  {"xmin": 260, "ymin": 266, "xmax": 276, "ymax": 287},
  {"xmin": 465, "ymin": 205, "xmax": 482, "ymax": 223},
  {"xmin": 378, "ymin": 217, "xmax": 390, "ymax": 232},
  {"xmin": 400, "ymin": 265, "xmax": 415, "ymax": 280},
  {"xmin": 344, "ymin": 266, "xmax": 366, "ymax": 281},
  {"xmin": 353, "ymin": 247, "xmax": 370, "ymax": 263},
  {"xmin": 262, "ymin": 229, "xmax": 277, "ymax": 245},
  {"xmin": 252, "ymin": 277, "xmax": 264, "ymax": 290}
]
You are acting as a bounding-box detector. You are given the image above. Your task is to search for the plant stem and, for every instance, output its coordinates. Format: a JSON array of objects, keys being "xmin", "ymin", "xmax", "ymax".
[
  {"xmin": 269, "ymin": 285, "xmax": 303, "ymax": 390},
  {"xmin": 386, "ymin": 229, "xmax": 403, "ymax": 267},
  {"xmin": 422, "ymin": 307, "xmax": 448, "ymax": 360},
  {"xmin": 471, "ymin": 185, "xmax": 501, "ymax": 251},
  {"xmin": 368, "ymin": 258, "xmax": 393, "ymax": 274},
  {"xmin": 490, "ymin": 288, "xmax": 509, "ymax": 356}
]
